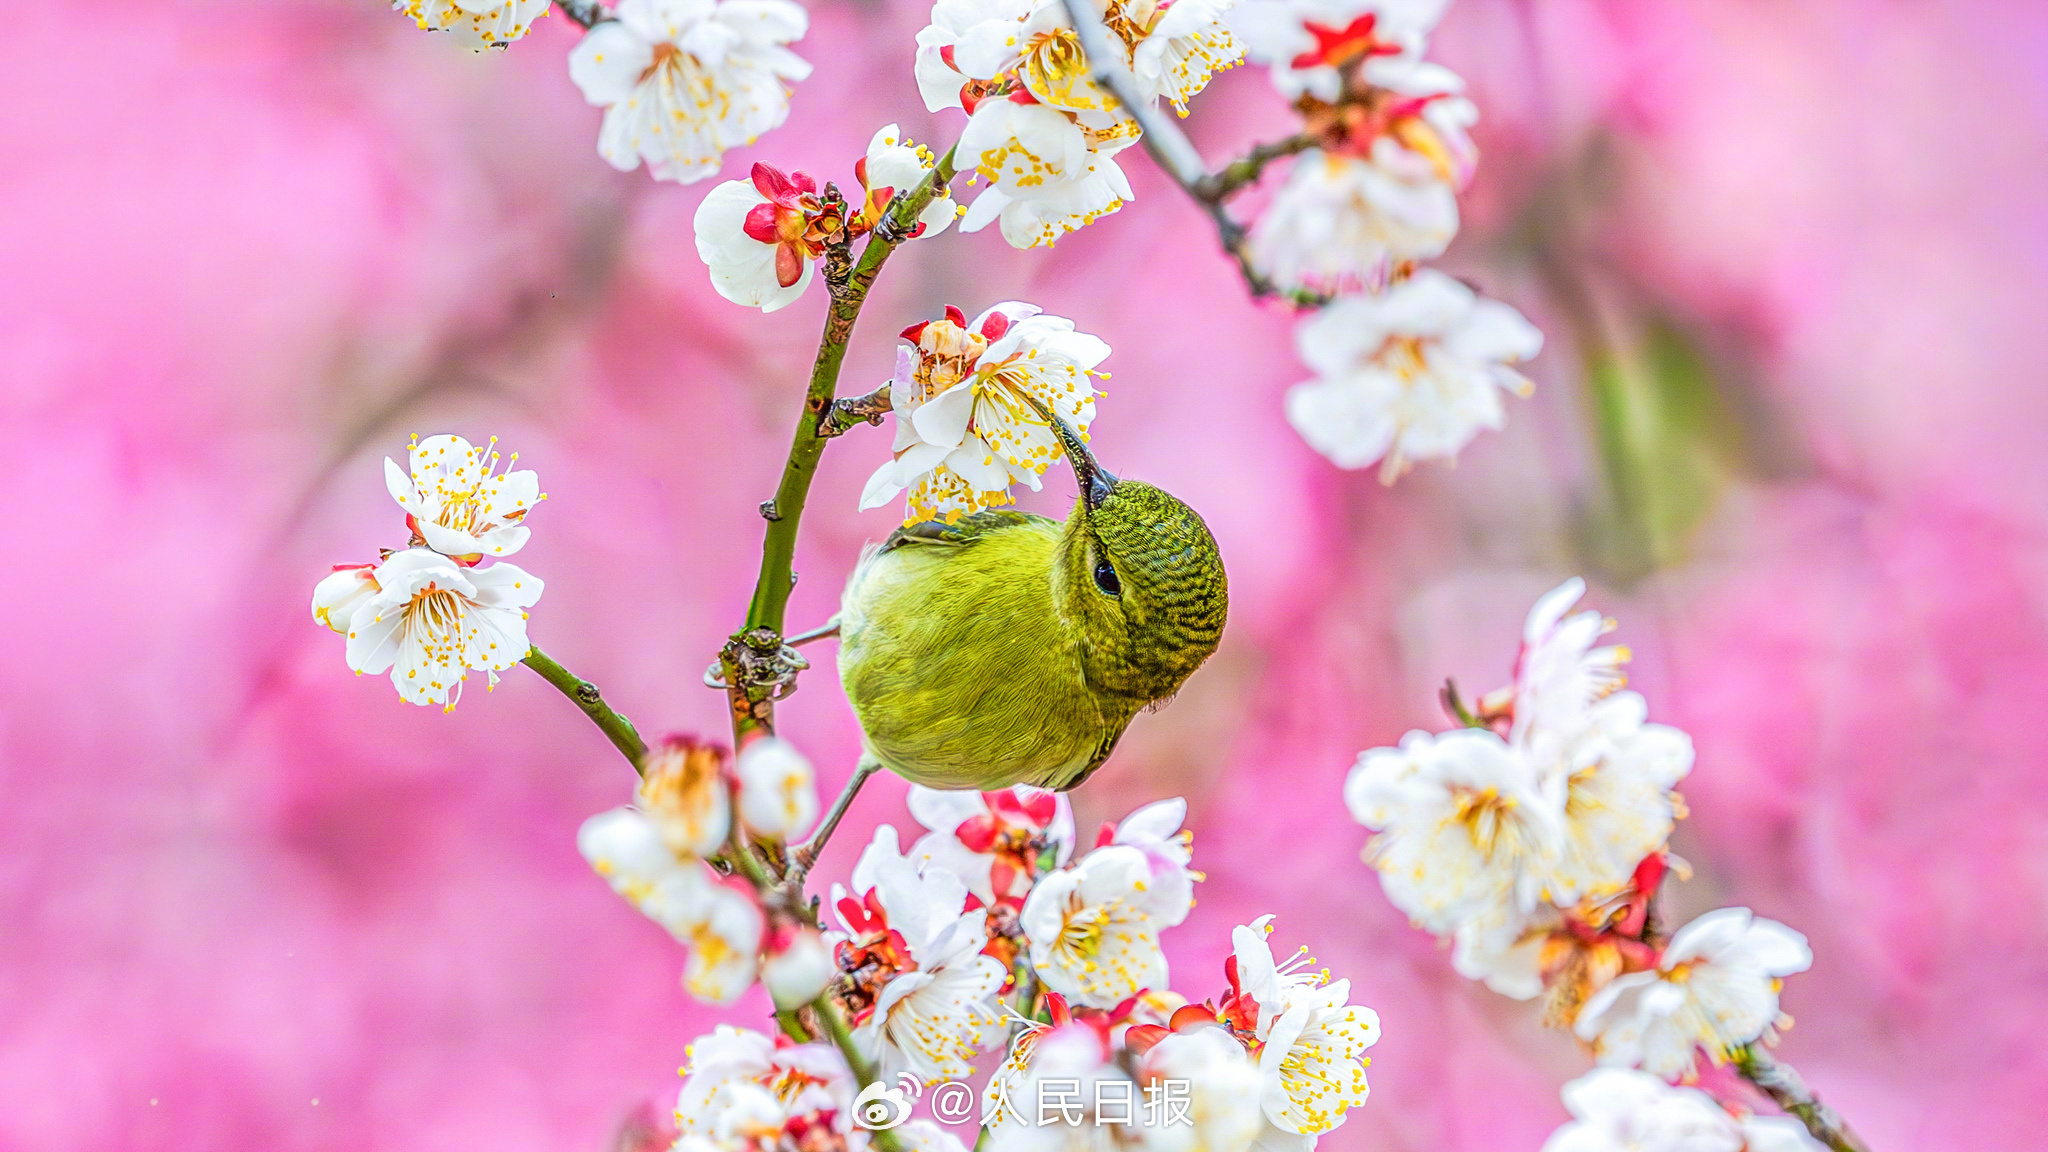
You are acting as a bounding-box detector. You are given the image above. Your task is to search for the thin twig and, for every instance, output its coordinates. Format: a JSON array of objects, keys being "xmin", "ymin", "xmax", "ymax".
[
  {"xmin": 1192, "ymin": 132, "xmax": 1317, "ymax": 202},
  {"xmin": 521, "ymin": 646, "xmax": 647, "ymax": 770},
  {"xmin": 785, "ymin": 621, "xmax": 841, "ymax": 647},
  {"xmin": 552, "ymin": 0, "xmax": 604, "ymax": 29},
  {"xmin": 1732, "ymin": 1044, "xmax": 1873, "ymax": 1152},
  {"xmin": 790, "ymin": 758, "xmax": 880, "ymax": 878},
  {"xmin": 722, "ymin": 148, "xmax": 959, "ymax": 739},
  {"xmin": 818, "ymin": 383, "xmax": 895, "ymax": 439}
]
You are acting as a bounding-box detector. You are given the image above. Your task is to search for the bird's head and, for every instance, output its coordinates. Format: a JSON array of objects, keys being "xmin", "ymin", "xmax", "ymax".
[{"xmin": 1035, "ymin": 405, "xmax": 1228, "ymax": 705}]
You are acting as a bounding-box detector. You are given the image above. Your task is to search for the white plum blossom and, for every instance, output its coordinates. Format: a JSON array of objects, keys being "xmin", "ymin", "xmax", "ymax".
[
  {"xmin": 342, "ymin": 548, "xmax": 541, "ymax": 709},
  {"xmin": 1285, "ymin": 268, "xmax": 1543, "ymax": 482},
  {"xmin": 693, "ymin": 165, "xmax": 828, "ymax": 312},
  {"xmin": 577, "ymin": 808, "xmax": 766, "ymax": 1004},
  {"xmin": 981, "ymin": 1024, "xmax": 1127, "ymax": 1151},
  {"xmin": 385, "ymin": 434, "xmax": 543, "ymax": 560},
  {"xmin": 693, "ymin": 125, "xmax": 955, "ymax": 313},
  {"xmin": 1225, "ymin": 917, "xmax": 1381, "ymax": 1151},
  {"xmin": 568, "ymin": 0, "xmax": 811, "ymax": 184},
  {"xmin": 1345, "ymin": 726, "xmax": 1562, "ymax": 932},
  {"xmin": 862, "ymin": 301, "xmax": 1109, "ymax": 523},
  {"xmin": 909, "ymin": 784, "xmax": 1076, "ymax": 904},
  {"xmin": 1575, "ymin": 908, "xmax": 1814, "ymax": 1078},
  {"xmin": 310, "ymin": 564, "xmax": 380, "ymax": 634},
  {"xmin": 675, "ymin": 1024, "xmax": 857, "ymax": 1138},
  {"xmin": 834, "ymin": 827, "xmax": 1008, "ymax": 1082},
  {"xmin": 1120, "ymin": 0, "xmax": 1246, "ymax": 114},
  {"xmin": 1233, "ymin": 0, "xmax": 1447, "ymax": 101},
  {"xmin": 1134, "ymin": 1026, "xmax": 1265, "ymax": 1152},
  {"xmin": 394, "ymin": 0, "xmax": 551, "ymax": 50},
  {"xmin": 734, "ymin": 736, "xmax": 818, "ymax": 841},
  {"xmin": 1512, "ymin": 577, "xmax": 1634, "ymax": 752},
  {"xmin": 857, "ymin": 123, "xmax": 960, "ymax": 238},
  {"xmin": 637, "ymin": 736, "xmax": 734, "ymax": 858},
  {"xmin": 958, "ymin": 100, "xmax": 1137, "ymax": 249},
  {"xmin": 1540, "ymin": 1068, "xmax": 1744, "ymax": 1152},
  {"xmin": 1247, "ymin": 59, "xmax": 1477, "ymax": 295},
  {"xmin": 1101, "ymin": 797, "xmax": 1202, "ymax": 922},
  {"xmin": 1021, "ymin": 844, "xmax": 1192, "ymax": 1008},
  {"xmin": 760, "ymin": 925, "xmax": 835, "ymax": 1008},
  {"xmin": 1248, "ymin": 148, "xmax": 1455, "ymax": 297},
  {"xmin": 1543, "ymin": 691, "xmax": 1693, "ymax": 905}
]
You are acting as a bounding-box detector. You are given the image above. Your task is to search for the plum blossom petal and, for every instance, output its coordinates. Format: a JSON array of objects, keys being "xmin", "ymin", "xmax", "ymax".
[{"xmin": 734, "ymin": 736, "xmax": 818, "ymax": 841}]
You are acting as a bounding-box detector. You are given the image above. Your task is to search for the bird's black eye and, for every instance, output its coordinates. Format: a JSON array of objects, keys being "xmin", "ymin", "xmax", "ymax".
[{"xmin": 1093, "ymin": 555, "xmax": 1122, "ymax": 597}]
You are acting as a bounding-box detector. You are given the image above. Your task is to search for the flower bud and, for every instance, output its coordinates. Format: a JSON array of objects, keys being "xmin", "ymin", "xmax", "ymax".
[
  {"xmin": 760, "ymin": 925, "xmax": 834, "ymax": 1009},
  {"xmin": 310, "ymin": 564, "xmax": 379, "ymax": 634},
  {"xmin": 735, "ymin": 737, "xmax": 818, "ymax": 842},
  {"xmin": 637, "ymin": 736, "xmax": 732, "ymax": 858}
]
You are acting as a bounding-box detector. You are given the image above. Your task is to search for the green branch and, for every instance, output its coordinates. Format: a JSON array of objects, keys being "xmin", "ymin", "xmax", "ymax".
[
  {"xmin": 724, "ymin": 147, "xmax": 958, "ymax": 739},
  {"xmin": 521, "ymin": 645, "xmax": 646, "ymax": 770}
]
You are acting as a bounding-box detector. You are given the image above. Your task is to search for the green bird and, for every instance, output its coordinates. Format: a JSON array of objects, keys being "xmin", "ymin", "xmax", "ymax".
[{"xmin": 836, "ymin": 413, "xmax": 1227, "ymax": 792}]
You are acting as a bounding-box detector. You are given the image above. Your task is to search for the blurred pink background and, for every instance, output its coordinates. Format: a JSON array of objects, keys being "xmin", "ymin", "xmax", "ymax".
[{"xmin": 4, "ymin": 0, "xmax": 2046, "ymax": 1148}]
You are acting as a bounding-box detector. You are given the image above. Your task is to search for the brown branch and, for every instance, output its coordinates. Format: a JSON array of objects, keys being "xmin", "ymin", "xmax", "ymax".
[
  {"xmin": 818, "ymin": 382, "xmax": 895, "ymax": 438},
  {"xmin": 1732, "ymin": 1044, "xmax": 1873, "ymax": 1152},
  {"xmin": 552, "ymin": 0, "xmax": 604, "ymax": 29},
  {"xmin": 1192, "ymin": 132, "xmax": 1317, "ymax": 202}
]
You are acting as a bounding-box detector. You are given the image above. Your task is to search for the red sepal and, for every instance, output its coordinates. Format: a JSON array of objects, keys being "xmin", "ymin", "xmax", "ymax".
[
  {"xmin": 1123, "ymin": 1024, "xmax": 1169, "ymax": 1056},
  {"xmin": 980, "ymin": 310, "xmax": 1012, "ymax": 341},
  {"xmin": 944, "ymin": 305, "xmax": 969, "ymax": 328},
  {"xmin": 743, "ymin": 202, "xmax": 781, "ymax": 244},
  {"xmin": 774, "ymin": 242, "xmax": 805, "ymax": 288},
  {"xmin": 957, "ymin": 813, "xmax": 1001, "ymax": 853}
]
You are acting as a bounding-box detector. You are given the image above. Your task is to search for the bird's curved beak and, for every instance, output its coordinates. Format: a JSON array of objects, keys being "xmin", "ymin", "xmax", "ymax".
[{"xmin": 1028, "ymin": 396, "xmax": 1119, "ymax": 510}]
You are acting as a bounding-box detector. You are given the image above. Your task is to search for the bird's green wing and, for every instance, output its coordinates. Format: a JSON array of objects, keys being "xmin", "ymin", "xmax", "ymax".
[{"xmin": 879, "ymin": 509, "xmax": 1050, "ymax": 553}]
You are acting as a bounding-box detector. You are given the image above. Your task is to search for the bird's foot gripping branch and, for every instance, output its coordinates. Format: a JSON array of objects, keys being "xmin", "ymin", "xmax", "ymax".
[{"xmin": 309, "ymin": 2, "xmax": 1869, "ymax": 1151}]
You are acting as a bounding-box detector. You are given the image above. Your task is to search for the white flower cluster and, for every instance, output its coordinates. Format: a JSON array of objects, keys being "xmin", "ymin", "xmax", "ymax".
[
  {"xmin": 626, "ymin": 782, "xmax": 1378, "ymax": 1152},
  {"xmin": 310, "ymin": 434, "xmax": 546, "ymax": 711},
  {"xmin": 1230, "ymin": 0, "xmax": 1544, "ymax": 480},
  {"xmin": 580, "ymin": 736, "xmax": 829, "ymax": 1006},
  {"xmin": 915, "ymin": 0, "xmax": 1245, "ymax": 248},
  {"xmin": 1544, "ymin": 1068, "xmax": 1825, "ymax": 1152},
  {"xmin": 861, "ymin": 300, "xmax": 1111, "ymax": 523},
  {"xmin": 1343, "ymin": 578, "xmax": 1815, "ymax": 1086}
]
